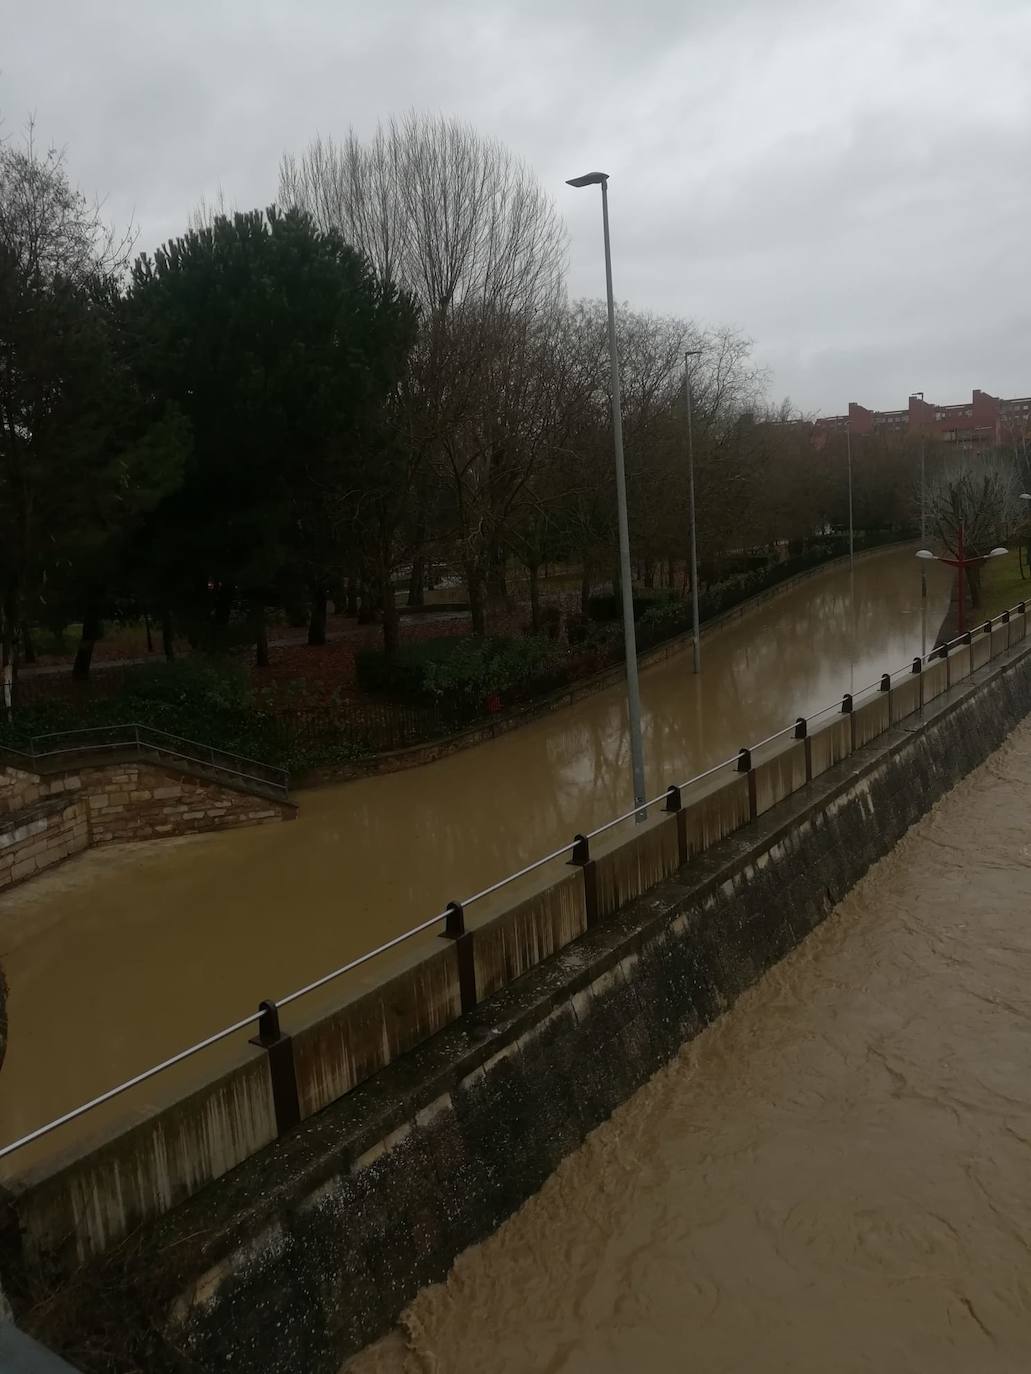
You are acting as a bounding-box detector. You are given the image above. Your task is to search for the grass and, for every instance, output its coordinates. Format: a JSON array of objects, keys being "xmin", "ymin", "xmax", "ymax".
[{"xmin": 976, "ymin": 548, "xmax": 1031, "ymax": 622}]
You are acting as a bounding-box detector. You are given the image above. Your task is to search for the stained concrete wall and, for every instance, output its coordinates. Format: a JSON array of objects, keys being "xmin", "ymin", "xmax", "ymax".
[
  {"xmin": 947, "ymin": 645, "xmax": 971, "ymax": 686},
  {"xmin": 890, "ymin": 676, "xmax": 921, "ymax": 723},
  {"xmin": 24, "ymin": 627, "xmax": 1031, "ymax": 1374},
  {"xmin": 753, "ymin": 741, "xmax": 807, "ymax": 816},
  {"xmin": 292, "ymin": 946, "xmax": 461, "ymax": 1120},
  {"xmin": 680, "ymin": 774, "xmax": 751, "ymax": 859},
  {"xmin": 472, "ymin": 871, "xmax": 586, "ymax": 1001},
  {"xmin": 13, "ymin": 1048, "xmax": 276, "ymax": 1270},
  {"xmin": 809, "ymin": 716, "xmax": 852, "ymax": 778},
  {"xmin": 592, "ymin": 814, "xmax": 680, "ymax": 920},
  {"xmin": 853, "ymin": 695, "xmax": 890, "ymax": 749},
  {"xmin": 922, "ymin": 658, "xmax": 948, "ymax": 704}
]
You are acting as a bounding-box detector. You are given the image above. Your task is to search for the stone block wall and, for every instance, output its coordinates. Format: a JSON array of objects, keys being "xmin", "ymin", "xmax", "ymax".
[
  {"xmin": 0, "ymin": 760, "xmax": 292, "ymax": 894},
  {"xmin": 80, "ymin": 763, "xmax": 290, "ymax": 845},
  {"xmin": 0, "ymin": 797, "xmax": 89, "ymax": 892}
]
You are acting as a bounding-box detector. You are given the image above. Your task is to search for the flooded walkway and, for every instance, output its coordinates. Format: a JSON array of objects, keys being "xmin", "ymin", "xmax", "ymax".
[
  {"xmin": 0, "ymin": 549, "xmax": 949, "ymax": 1170},
  {"xmin": 349, "ymin": 709, "xmax": 1031, "ymax": 1374}
]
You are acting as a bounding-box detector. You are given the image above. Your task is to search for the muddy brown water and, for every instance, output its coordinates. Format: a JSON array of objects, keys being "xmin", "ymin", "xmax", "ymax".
[
  {"xmin": 0, "ymin": 549, "xmax": 949, "ymax": 1176},
  {"xmin": 348, "ymin": 711, "xmax": 1031, "ymax": 1374}
]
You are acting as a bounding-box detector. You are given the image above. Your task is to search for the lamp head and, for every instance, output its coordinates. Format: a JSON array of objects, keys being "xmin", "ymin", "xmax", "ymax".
[
  {"xmin": 1020, "ymin": 493, "xmax": 1031, "ymax": 500},
  {"xmin": 988, "ymin": 547, "xmax": 1008, "ymax": 558},
  {"xmin": 566, "ymin": 171, "xmax": 609, "ymax": 188},
  {"xmin": 915, "ymin": 550, "xmax": 937, "ymax": 560}
]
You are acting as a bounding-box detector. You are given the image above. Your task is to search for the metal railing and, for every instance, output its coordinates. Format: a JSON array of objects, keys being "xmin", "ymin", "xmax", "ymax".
[
  {"xmin": 0, "ymin": 722, "xmax": 288, "ymax": 797},
  {"xmin": 1, "ymin": 597, "xmax": 1026, "ymax": 1165}
]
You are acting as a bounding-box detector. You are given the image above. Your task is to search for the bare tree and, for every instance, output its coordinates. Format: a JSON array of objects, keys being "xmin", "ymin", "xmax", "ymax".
[
  {"xmin": 925, "ymin": 451, "xmax": 1022, "ymax": 608},
  {"xmin": 280, "ymin": 114, "xmax": 568, "ymax": 633}
]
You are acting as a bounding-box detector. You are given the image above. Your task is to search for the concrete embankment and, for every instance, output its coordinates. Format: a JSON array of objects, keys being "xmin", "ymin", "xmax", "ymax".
[{"xmin": 7, "ymin": 615, "xmax": 1031, "ymax": 1371}]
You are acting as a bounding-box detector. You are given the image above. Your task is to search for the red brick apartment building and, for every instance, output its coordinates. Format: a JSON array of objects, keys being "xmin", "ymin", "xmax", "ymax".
[{"xmin": 814, "ymin": 389, "xmax": 1031, "ymax": 447}]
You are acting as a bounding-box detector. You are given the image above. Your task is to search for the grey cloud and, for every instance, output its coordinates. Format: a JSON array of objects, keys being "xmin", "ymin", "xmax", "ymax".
[{"xmin": 3, "ymin": 0, "xmax": 1030, "ymax": 413}]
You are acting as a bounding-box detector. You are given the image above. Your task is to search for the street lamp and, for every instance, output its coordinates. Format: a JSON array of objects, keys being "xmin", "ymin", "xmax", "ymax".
[
  {"xmin": 684, "ymin": 348, "xmax": 703, "ymax": 674},
  {"xmin": 846, "ymin": 424, "xmax": 855, "ymax": 692},
  {"xmin": 566, "ymin": 170, "xmax": 646, "ymax": 812},
  {"xmin": 915, "ymin": 532, "xmax": 1007, "ymax": 636}
]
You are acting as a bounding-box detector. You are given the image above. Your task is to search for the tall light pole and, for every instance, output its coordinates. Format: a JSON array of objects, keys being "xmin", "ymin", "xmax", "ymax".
[
  {"xmin": 846, "ymin": 424, "xmax": 855, "ymax": 693},
  {"xmin": 566, "ymin": 171, "xmax": 646, "ymax": 811},
  {"xmin": 916, "ymin": 533, "xmax": 1008, "ymax": 637},
  {"xmin": 684, "ymin": 348, "xmax": 703, "ymax": 674},
  {"xmin": 911, "ymin": 393, "xmax": 927, "ymax": 656}
]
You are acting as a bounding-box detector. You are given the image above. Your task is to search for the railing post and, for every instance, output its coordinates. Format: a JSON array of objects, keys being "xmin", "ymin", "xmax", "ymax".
[
  {"xmin": 570, "ymin": 832, "xmax": 599, "ymax": 927},
  {"xmin": 249, "ymin": 1000, "xmax": 300, "ymax": 1135},
  {"xmin": 879, "ymin": 673, "xmax": 890, "ymax": 691},
  {"xmin": 794, "ymin": 717, "xmax": 812, "ymax": 782},
  {"xmin": 665, "ymin": 785, "xmax": 689, "ymax": 865},
  {"xmin": 440, "ymin": 900, "xmax": 477, "ymax": 1013},
  {"xmin": 737, "ymin": 747, "xmax": 756, "ymax": 819}
]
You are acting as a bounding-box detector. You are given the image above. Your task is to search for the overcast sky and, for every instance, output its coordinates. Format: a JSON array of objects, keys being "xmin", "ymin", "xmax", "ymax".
[{"xmin": 3, "ymin": 0, "xmax": 1030, "ymax": 415}]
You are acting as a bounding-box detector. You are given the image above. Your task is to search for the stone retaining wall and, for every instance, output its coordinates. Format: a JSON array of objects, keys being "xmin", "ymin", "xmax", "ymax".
[
  {"xmin": 0, "ymin": 759, "xmax": 293, "ymax": 894},
  {"xmin": 82, "ymin": 762, "xmax": 288, "ymax": 845}
]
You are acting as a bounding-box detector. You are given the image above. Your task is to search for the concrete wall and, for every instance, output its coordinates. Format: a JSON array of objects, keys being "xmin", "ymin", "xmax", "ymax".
[
  {"xmin": 292, "ymin": 947, "xmax": 461, "ymax": 1120},
  {"xmin": 753, "ymin": 740, "xmax": 806, "ymax": 816},
  {"xmin": 473, "ymin": 871, "xmax": 587, "ymax": 1000},
  {"xmin": 592, "ymin": 815, "xmax": 680, "ymax": 920},
  {"xmin": 22, "ymin": 626, "xmax": 1031, "ymax": 1373},
  {"xmin": 13, "ymin": 1047, "xmax": 276, "ymax": 1271},
  {"xmin": 809, "ymin": 716, "xmax": 852, "ymax": 778},
  {"xmin": 680, "ymin": 774, "xmax": 751, "ymax": 859}
]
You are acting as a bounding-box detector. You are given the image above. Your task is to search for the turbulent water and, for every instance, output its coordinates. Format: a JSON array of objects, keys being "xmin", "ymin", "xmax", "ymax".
[{"xmin": 348, "ymin": 716, "xmax": 1031, "ymax": 1374}]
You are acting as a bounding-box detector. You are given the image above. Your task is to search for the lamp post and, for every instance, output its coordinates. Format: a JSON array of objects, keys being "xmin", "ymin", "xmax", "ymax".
[
  {"xmin": 916, "ymin": 531, "xmax": 1008, "ymax": 637},
  {"xmin": 684, "ymin": 348, "xmax": 703, "ymax": 674},
  {"xmin": 846, "ymin": 424, "xmax": 855, "ymax": 692},
  {"xmin": 909, "ymin": 392, "xmax": 928, "ymax": 656},
  {"xmin": 566, "ymin": 170, "xmax": 646, "ymax": 812}
]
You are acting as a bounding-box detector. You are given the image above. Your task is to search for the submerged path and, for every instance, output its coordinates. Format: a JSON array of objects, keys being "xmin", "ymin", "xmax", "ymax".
[{"xmin": 0, "ymin": 548, "xmax": 949, "ymax": 1172}]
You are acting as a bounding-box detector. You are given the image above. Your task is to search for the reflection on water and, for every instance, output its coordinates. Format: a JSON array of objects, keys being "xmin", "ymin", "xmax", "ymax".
[
  {"xmin": 349, "ymin": 714, "xmax": 1031, "ymax": 1374},
  {"xmin": 0, "ymin": 549, "xmax": 949, "ymax": 1171}
]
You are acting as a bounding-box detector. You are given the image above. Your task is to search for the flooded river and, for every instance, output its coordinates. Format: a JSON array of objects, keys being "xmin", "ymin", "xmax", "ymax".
[
  {"xmin": 0, "ymin": 549, "xmax": 949, "ymax": 1170},
  {"xmin": 349, "ymin": 710, "xmax": 1031, "ymax": 1374}
]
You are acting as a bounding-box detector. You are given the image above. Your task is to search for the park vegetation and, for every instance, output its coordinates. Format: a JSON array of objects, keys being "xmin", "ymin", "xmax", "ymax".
[{"xmin": 6, "ymin": 113, "xmax": 1020, "ymax": 762}]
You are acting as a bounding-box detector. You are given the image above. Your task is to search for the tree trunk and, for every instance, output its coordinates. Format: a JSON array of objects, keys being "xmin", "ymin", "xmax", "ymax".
[
  {"xmin": 644, "ymin": 560, "xmax": 656, "ymax": 589},
  {"xmin": 528, "ymin": 563, "xmax": 541, "ymax": 633},
  {"xmin": 966, "ymin": 563, "xmax": 983, "ymax": 609},
  {"xmin": 345, "ymin": 577, "xmax": 359, "ymax": 617},
  {"xmin": 580, "ymin": 564, "xmax": 592, "ymax": 617},
  {"xmin": 143, "ymin": 611, "xmax": 154, "ymax": 654},
  {"xmin": 407, "ymin": 556, "xmax": 426, "ymax": 607},
  {"xmin": 20, "ymin": 622, "xmax": 35, "ymax": 665},
  {"xmin": 466, "ymin": 562, "xmax": 487, "ymax": 637},
  {"xmin": 487, "ymin": 543, "xmax": 508, "ymax": 602},
  {"xmin": 254, "ymin": 604, "xmax": 269, "ymax": 668},
  {"xmin": 357, "ymin": 577, "xmax": 378, "ymax": 625},
  {"xmin": 308, "ymin": 587, "xmax": 328, "ymax": 646},
  {"xmin": 667, "ymin": 557, "xmax": 675, "ymax": 590},
  {"xmin": 161, "ymin": 608, "xmax": 175, "ymax": 661},
  {"xmin": 1, "ymin": 585, "xmax": 17, "ymax": 718},
  {"xmin": 382, "ymin": 574, "xmax": 400, "ymax": 659},
  {"xmin": 73, "ymin": 606, "xmax": 102, "ymax": 680}
]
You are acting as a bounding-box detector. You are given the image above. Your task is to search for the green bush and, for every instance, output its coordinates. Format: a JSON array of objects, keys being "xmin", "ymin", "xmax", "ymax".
[{"xmin": 357, "ymin": 634, "xmax": 569, "ymax": 712}]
